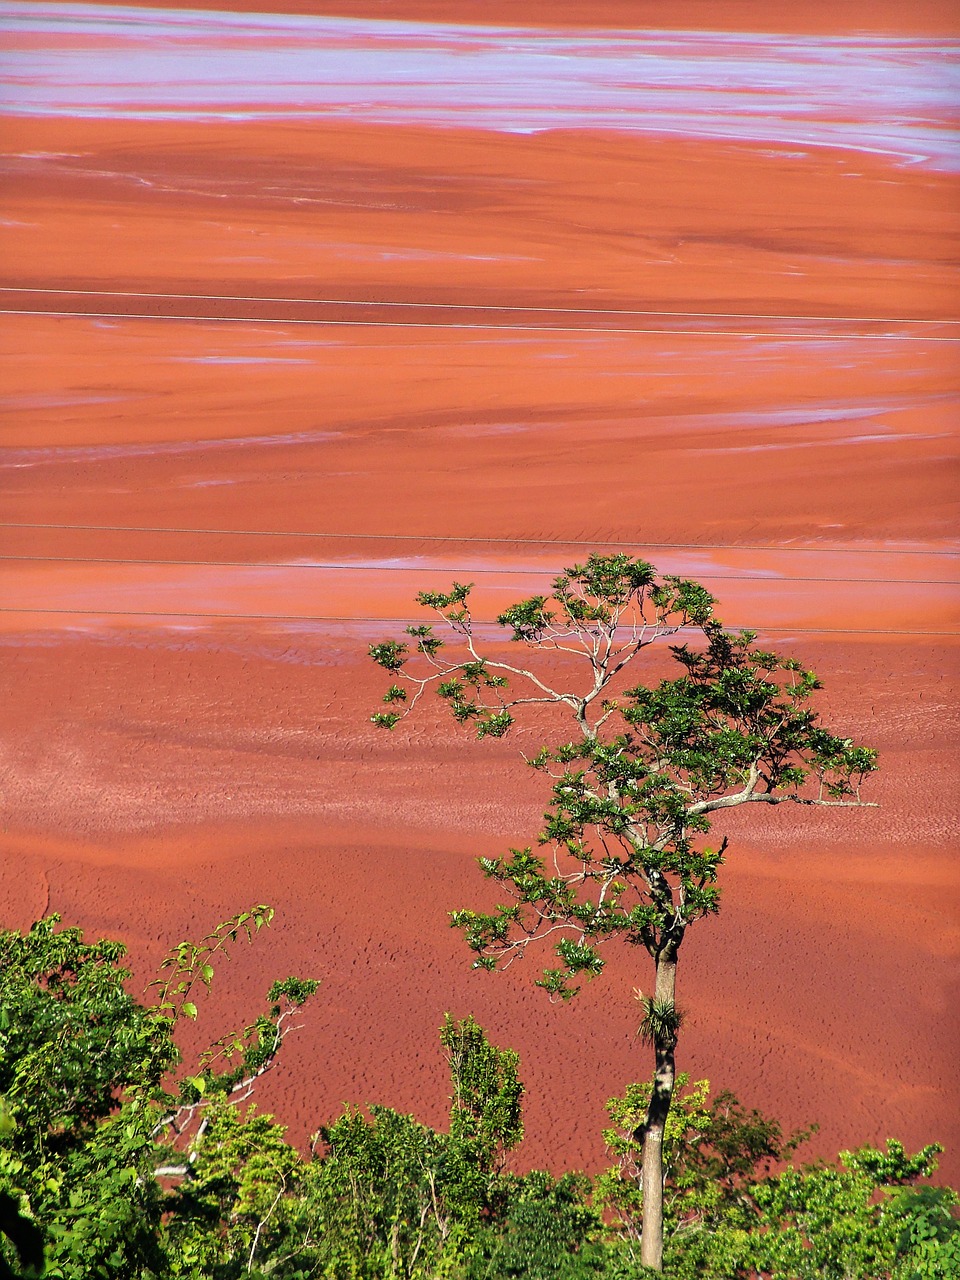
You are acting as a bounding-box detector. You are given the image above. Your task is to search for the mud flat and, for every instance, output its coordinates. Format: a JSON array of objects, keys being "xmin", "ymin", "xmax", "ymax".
[{"xmin": 1, "ymin": 0, "xmax": 958, "ymax": 1177}]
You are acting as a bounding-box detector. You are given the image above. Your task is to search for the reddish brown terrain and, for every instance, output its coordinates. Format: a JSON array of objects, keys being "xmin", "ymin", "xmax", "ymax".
[{"xmin": 1, "ymin": 0, "xmax": 958, "ymax": 1180}]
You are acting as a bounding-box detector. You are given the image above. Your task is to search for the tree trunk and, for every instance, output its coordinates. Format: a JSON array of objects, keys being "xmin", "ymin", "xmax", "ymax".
[{"xmin": 638, "ymin": 951, "xmax": 678, "ymax": 1272}]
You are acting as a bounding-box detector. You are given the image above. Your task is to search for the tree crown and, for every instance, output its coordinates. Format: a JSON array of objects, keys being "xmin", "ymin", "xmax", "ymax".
[{"xmin": 370, "ymin": 555, "xmax": 877, "ymax": 997}]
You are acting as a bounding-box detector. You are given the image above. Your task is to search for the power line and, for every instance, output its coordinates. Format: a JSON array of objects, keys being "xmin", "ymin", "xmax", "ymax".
[
  {"xmin": 1, "ymin": 553, "xmax": 955, "ymax": 587},
  {"xmin": 3, "ymin": 286, "xmax": 955, "ymax": 328},
  {"xmin": 2, "ymin": 522, "xmax": 956, "ymax": 558},
  {"xmin": 0, "ymin": 604, "xmax": 955, "ymax": 637},
  {"xmin": 4, "ymin": 307, "xmax": 959, "ymax": 341}
]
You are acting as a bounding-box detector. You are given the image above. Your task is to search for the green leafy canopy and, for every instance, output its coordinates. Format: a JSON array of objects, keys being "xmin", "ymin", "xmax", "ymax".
[{"xmin": 370, "ymin": 555, "xmax": 877, "ymax": 997}]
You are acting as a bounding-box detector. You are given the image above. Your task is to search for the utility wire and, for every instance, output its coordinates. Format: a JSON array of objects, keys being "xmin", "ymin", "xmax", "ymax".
[
  {"xmin": 2, "ymin": 523, "xmax": 955, "ymax": 558},
  {"xmin": 3, "ymin": 287, "xmax": 955, "ymax": 328},
  {"xmin": 0, "ymin": 605, "xmax": 955, "ymax": 637},
  {"xmin": 4, "ymin": 307, "xmax": 959, "ymax": 341},
  {"xmin": 0, "ymin": 553, "xmax": 955, "ymax": 587}
]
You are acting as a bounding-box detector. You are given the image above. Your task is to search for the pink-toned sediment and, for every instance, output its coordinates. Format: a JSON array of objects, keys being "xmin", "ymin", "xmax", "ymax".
[{"xmin": 1, "ymin": 0, "xmax": 958, "ymax": 1180}]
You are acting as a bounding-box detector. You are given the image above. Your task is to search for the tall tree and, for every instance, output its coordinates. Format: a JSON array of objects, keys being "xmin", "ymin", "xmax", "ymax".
[{"xmin": 370, "ymin": 554, "xmax": 877, "ymax": 1270}]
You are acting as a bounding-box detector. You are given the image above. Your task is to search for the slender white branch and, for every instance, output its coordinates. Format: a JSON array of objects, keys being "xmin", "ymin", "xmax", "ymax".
[
  {"xmin": 247, "ymin": 1183, "xmax": 285, "ymax": 1273},
  {"xmin": 691, "ymin": 791, "xmax": 878, "ymax": 815},
  {"xmin": 478, "ymin": 658, "xmax": 579, "ymax": 707}
]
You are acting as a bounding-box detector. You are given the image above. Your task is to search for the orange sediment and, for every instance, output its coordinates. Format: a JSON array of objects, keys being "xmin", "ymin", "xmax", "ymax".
[{"xmin": 1, "ymin": 0, "xmax": 957, "ymax": 1179}]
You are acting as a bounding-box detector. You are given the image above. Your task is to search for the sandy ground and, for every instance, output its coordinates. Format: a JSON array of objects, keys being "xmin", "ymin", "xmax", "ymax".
[{"xmin": 1, "ymin": 0, "xmax": 958, "ymax": 1180}]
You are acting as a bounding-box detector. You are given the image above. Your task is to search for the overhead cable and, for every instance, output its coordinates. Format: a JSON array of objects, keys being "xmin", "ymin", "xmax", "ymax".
[
  {"xmin": 2, "ymin": 522, "xmax": 955, "ymax": 558},
  {"xmin": 2, "ymin": 286, "xmax": 955, "ymax": 328},
  {"xmin": 0, "ymin": 605, "xmax": 955, "ymax": 638},
  {"xmin": 4, "ymin": 307, "xmax": 959, "ymax": 341}
]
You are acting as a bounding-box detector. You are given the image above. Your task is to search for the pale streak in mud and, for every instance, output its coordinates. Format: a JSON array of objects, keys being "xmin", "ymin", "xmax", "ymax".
[{"xmin": 3, "ymin": 1, "xmax": 960, "ymax": 170}]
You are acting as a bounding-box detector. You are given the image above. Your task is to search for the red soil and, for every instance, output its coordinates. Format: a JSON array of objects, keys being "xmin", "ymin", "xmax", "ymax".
[{"xmin": 1, "ymin": 0, "xmax": 958, "ymax": 1180}]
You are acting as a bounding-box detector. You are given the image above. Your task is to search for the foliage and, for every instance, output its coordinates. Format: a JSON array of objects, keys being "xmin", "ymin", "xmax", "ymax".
[
  {"xmin": 0, "ymin": 916, "xmax": 175, "ymax": 1148},
  {"xmin": 888, "ymin": 1184, "xmax": 960, "ymax": 1279},
  {"xmin": 0, "ymin": 909, "xmax": 955, "ymax": 1279},
  {"xmin": 745, "ymin": 1141, "xmax": 955, "ymax": 1280},
  {"xmin": 597, "ymin": 1075, "xmax": 958, "ymax": 1280},
  {"xmin": 448, "ymin": 620, "xmax": 875, "ymax": 998},
  {"xmin": 301, "ymin": 1014, "xmax": 525, "ymax": 1279},
  {"xmin": 466, "ymin": 1172, "xmax": 605, "ymax": 1279},
  {"xmin": 597, "ymin": 1074, "xmax": 807, "ymax": 1236},
  {"xmin": 370, "ymin": 554, "xmax": 875, "ymax": 996},
  {"xmin": 164, "ymin": 1101, "xmax": 307, "ymax": 1278},
  {"xmin": 307, "ymin": 1103, "xmax": 456, "ymax": 1278},
  {"xmin": 0, "ymin": 912, "xmax": 317, "ymax": 1280},
  {"xmin": 441, "ymin": 1013, "xmax": 523, "ymax": 1203},
  {"xmin": 0, "ymin": 916, "xmax": 176, "ymax": 1279}
]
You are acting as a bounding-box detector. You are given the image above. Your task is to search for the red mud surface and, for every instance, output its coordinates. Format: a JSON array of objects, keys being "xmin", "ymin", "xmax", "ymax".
[{"xmin": 1, "ymin": 0, "xmax": 959, "ymax": 1180}]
